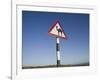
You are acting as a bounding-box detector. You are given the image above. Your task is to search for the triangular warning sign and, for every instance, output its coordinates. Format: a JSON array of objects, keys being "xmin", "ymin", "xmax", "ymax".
[{"xmin": 48, "ymin": 20, "xmax": 67, "ymax": 39}]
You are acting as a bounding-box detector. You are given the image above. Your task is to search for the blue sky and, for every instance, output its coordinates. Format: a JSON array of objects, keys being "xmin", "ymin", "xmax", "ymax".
[{"xmin": 22, "ymin": 11, "xmax": 89, "ymax": 66}]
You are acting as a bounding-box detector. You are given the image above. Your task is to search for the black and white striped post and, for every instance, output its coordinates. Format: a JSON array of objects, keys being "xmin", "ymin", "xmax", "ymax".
[{"xmin": 56, "ymin": 37, "xmax": 60, "ymax": 67}]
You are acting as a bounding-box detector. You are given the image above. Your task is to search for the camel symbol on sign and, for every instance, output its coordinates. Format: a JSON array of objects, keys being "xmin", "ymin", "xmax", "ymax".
[{"xmin": 56, "ymin": 26, "xmax": 62, "ymax": 36}]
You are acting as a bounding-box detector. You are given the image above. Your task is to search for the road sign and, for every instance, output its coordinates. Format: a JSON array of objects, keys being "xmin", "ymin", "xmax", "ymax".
[
  {"xmin": 48, "ymin": 20, "xmax": 68, "ymax": 67},
  {"xmin": 48, "ymin": 20, "xmax": 67, "ymax": 39}
]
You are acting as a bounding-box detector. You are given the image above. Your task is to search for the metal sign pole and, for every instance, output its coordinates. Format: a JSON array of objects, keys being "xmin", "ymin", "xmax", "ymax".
[{"xmin": 56, "ymin": 37, "xmax": 60, "ymax": 67}]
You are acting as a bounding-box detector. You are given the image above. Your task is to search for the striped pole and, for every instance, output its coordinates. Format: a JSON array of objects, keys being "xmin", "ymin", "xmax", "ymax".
[{"xmin": 56, "ymin": 37, "xmax": 60, "ymax": 67}]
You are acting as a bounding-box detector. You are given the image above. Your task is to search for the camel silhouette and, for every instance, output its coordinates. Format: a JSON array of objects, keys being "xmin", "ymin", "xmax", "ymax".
[{"xmin": 56, "ymin": 26, "xmax": 62, "ymax": 36}]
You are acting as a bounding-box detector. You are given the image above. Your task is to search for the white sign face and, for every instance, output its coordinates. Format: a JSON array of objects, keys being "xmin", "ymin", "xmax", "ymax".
[{"xmin": 48, "ymin": 21, "xmax": 67, "ymax": 39}]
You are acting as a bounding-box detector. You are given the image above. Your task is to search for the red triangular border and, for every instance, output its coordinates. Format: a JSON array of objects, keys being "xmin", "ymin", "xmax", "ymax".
[{"xmin": 48, "ymin": 20, "xmax": 68, "ymax": 39}]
